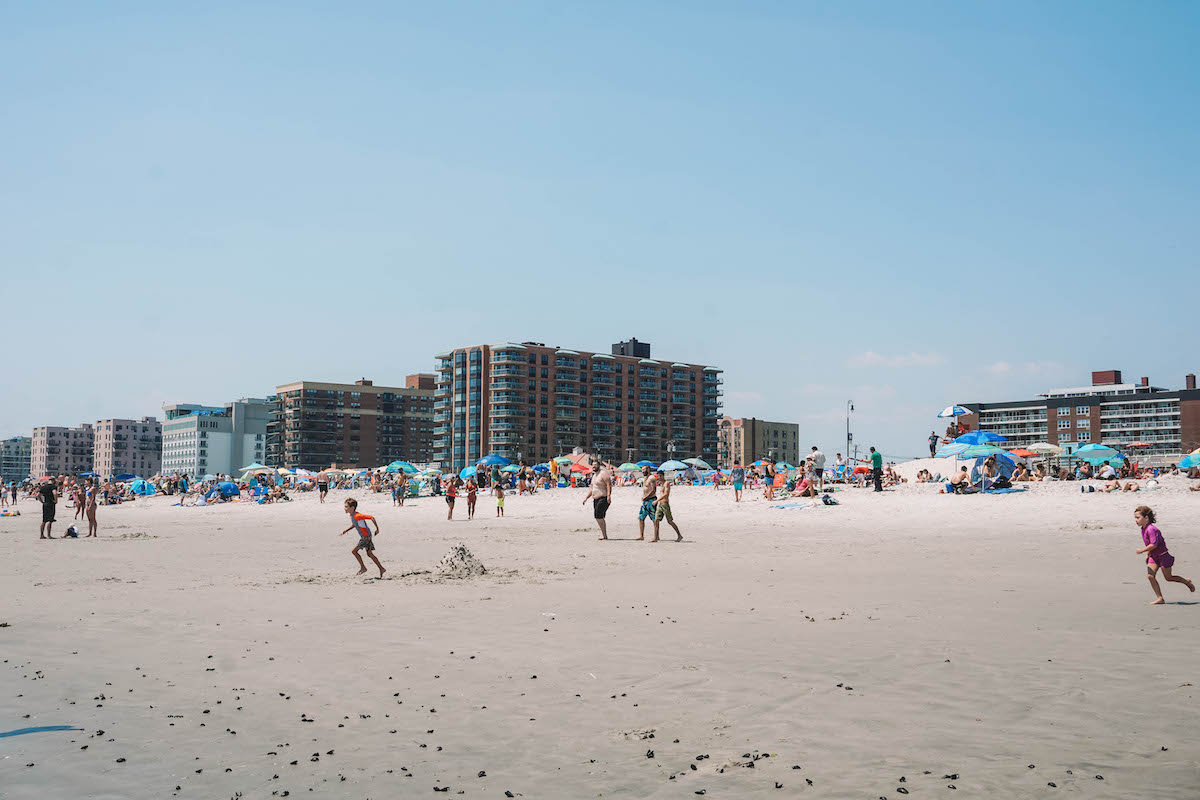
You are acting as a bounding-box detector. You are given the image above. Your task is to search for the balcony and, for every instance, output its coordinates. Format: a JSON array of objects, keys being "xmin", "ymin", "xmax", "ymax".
[
  {"xmin": 554, "ymin": 398, "xmax": 580, "ymax": 408},
  {"xmin": 491, "ymin": 391, "xmax": 524, "ymax": 403},
  {"xmin": 671, "ymin": 395, "xmax": 693, "ymax": 404},
  {"xmin": 491, "ymin": 379, "xmax": 523, "ymax": 390},
  {"xmin": 591, "ymin": 387, "xmax": 616, "ymax": 398},
  {"xmin": 703, "ymin": 385, "xmax": 719, "ymax": 395},
  {"xmin": 492, "ymin": 406, "xmax": 523, "ymax": 417},
  {"xmin": 591, "ymin": 374, "xmax": 614, "ymax": 385},
  {"xmin": 639, "ymin": 367, "xmax": 659, "ymax": 377},
  {"xmin": 490, "ymin": 422, "xmax": 517, "ymax": 431},
  {"xmin": 555, "ymin": 410, "xmax": 580, "ymax": 420},
  {"xmin": 591, "ymin": 413, "xmax": 616, "ymax": 423},
  {"xmin": 1101, "ymin": 420, "xmax": 1181, "ymax": 432},
  {"xmin": 591, "ymin": 400, "xmax": 615, "ymax": 410},
  {"xmin": 555, "ymin": 370, "xmax": 579, "ymax": 381},
  {"xmin": 491, "ymin": 433, "xmax": 522, "ymax": 443},
  {"xmin": 491, "ymin": 366, "xmax": 524, "ymax": 377},
  {"xmin": 555, "ymin": 384, "xmax": 580, "ymax": 395},
  {"xmin": 638, "ymin": 392, "xmax": 659, "ymax": 401},
  {"xmin": 556, "ymin": 424, "xmax": 582, "ymax": 435},
  {"xmin": 703, "ymin": 376, "xmax": 723, "ymax": 385}
]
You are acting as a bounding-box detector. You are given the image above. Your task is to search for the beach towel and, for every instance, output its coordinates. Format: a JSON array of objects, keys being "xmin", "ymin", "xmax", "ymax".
[
  {"xmin": 982, "ymin": 487, "xmax": 1027, "ymax": 494},
  {"xmin": 770, "ymin": 502, "xmax": 816, "ymax": 510}
]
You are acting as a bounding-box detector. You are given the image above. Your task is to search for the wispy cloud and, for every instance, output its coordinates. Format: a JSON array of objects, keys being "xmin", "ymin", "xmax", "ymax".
[
  {"xmin": 848, "ymin": 351, "xmax": 947, "ymax": 368},
  {"xmin": 987, "ymin": 361, "xmax": 1012, "ymax": 375},
  {"xmin": 724, "ymin": 390, "xmax": 764, "ymax": 406},
  {"xmin": 985, "ymin": 360, "xmax": 1064, "ymax": 377}
]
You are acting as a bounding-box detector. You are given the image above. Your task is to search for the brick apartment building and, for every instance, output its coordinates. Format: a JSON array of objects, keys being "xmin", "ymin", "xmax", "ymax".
[
  {"xmin": 266, "ymin": 376, "xmax": 436, "ymax": 471},
  {"xmin": 956, "ymin": 369, "xmax": 1200, "ymax": 464},
  {"xmin": 31, "ymin": 424, "xmax": 94, "ymax": 478},
  {"xmin": 433, "ymin": 338, "xmax": 722, "ymax": 472},
  {"xmin": 93, "ymin": 417, "xmax": 163, "ymax": 477},
  {"xmin": 716, "ymin": 417, "xmax": 800, "ymax": 468}
]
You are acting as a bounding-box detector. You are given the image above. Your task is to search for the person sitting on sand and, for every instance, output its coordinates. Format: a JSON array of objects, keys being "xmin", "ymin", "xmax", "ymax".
[
  {"xmin": 791, "ymin": 475, "xmax": 817, "ymax": 497},
  {"xmin": 341, "ymin": 498, "xmax": 385, "ymax": 578},
  {"xmin": 947, "ymin": 466, "xmax": 971, "ymax": 492}
]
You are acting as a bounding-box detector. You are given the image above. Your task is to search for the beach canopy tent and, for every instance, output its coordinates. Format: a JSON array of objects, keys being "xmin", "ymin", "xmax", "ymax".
[
  {"xmin": 682, "ymin": 458, "xmax": 712, "ymax": 470},
  {"xmin": 616, "ymin": 462, "xmax": 640, "ymax": 472},
  {"xmin": 459, "ymin": 466, "xmax": 477, "ymax": 479},
  {"xmin": 130, "ymin": 479, "xmax": 156, "ymax": 496},
  {"xmin": 970, "ymin": 453, "xmax": 1017, "ymax": 484},
  {"xmin": 477, "ymin": 454, "xmax": 511, "ymax": 467},
  {"xmin": 658, "ymin": 459, "xmax": 689, "ymax": 472},
  {"xmin": 635, "ymin": 460, "xmax": 658, "ymax": 468},
  {"xmin": 1074, "ymin": 443, "xmax": 1121, "ymax": 464},
  {"xmin": 217, "ymin": 482, "xmax": 239, "ymax": 496},
  {"xmin": 937, "ymin": 405, "xmax": 970, "ymax": 419},
  {"xmin": 112, "ymin": 473, "xmax": 137, "ymax": 482}
]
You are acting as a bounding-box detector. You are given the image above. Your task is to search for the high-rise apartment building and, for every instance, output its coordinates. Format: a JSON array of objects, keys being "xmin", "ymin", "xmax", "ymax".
[
  {"xmin": 31, "ymin": 424, "xmax": 94, "ymax": 478},
  {"xmin": 266, "ymin": 377, "xmax": 435, "ymax": 470},
  {"xmin": 716, "ymin": 417, "xmax": 800, "ymax": 468},
  {"xmin": 956, "ymin": 369, "xmax": 1200, "ymax": 464},
  {"xmin": 1, "ymin": 436, "xmax": 32, "ymax": 483},
  {"xmin": 93, "ymin": 417, "xmax": 162, "ymax": 477},
  {"xmin": 162, "ymin": 398, "xmax": 270, "ymax": 478},
  {"xmin": 433, "ymin": 339, "xmax": 722, "ymax": 472}
]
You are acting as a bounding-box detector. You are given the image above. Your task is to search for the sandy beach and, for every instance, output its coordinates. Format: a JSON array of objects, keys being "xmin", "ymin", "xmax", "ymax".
[{"xmin": 2, "ymin": 476, "xmax": 1198, "ymax": 799}]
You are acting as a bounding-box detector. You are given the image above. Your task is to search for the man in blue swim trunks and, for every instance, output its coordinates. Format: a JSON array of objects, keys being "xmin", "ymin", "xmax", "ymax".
[{"xmin": 634, "ymin": 465, "xmax": 658, "ymax": 541}]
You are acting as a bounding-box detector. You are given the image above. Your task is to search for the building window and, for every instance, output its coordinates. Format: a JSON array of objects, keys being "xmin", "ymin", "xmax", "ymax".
[
  {"xmin": 1076, "ymin": 419, "xmax": 1089, "ymax": 428},
  {"xmin": 1076, "ymin": 406, "xmax": 1089, "ymax": 415},
  {"xmin": 1058, "ymin": 420, "xmax": 1070, "ymax": 429},
  {"xmin": 1077, "ymin": 431, "xmax": 1090, "ymax": 442},
  {"xmin": 1058, "ymin": 407, "xmax": 1069, "ymax": 417},
  {"xmin": 1060, "ymin": 432, "xmax": 1073, "ymax": 442}
]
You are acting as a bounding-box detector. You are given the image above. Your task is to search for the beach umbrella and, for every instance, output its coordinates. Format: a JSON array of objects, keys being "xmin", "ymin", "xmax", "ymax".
[
  {"xmin": 1026, "ymin": 443, "xmax": 1062, "ymax": 455},
  {"xmin": 957, "ymin": 444, "xmax": 1012, "ymax": 460},
  {"xmin": 682, "ymin": 457, "xmax": 712, "ymax": 470},
  {"xmin": 658, "ymin": 459, "xmax": 689, "ymax": 472},
  {"xmin": 569, "ymin": 463, "xmax": 592, "ymax": 474},
  {"xmin": 531, "ymin": 464, "xmax": 550, "ymax": 473},
  {"xmin": 935, "ymin": 442, "xmax": 970, "ymax": 458},
  {"xmin": 477, "ymin": 454, "xmax": 511, "ymax": 467},
  {"xmin": 112, "ymin": 473, "xmax": 137, "ymax": 482},
  {"xmin": 500, "ymin": 464, "xmax": 521, "ymax": 473},
  {"xmin": 937, "ymin": 405, "xmax": 970, "ymax": 418},
  {"xmin": 553, "ymin": 456, "xmax": 575, "ymax": 465},
  {"xmin": 239, "ymin": 462, "xmax": 268, "ymax": 473},
  {"xmin": 1009, "ymin": 448, "xmax": 1035, "ymax": 458},
  {"xmin": 387, "ymin": 461, "xmax": 419, "ymax": 474},
  {"xmin": 277, "ymin": 468, "xmax": 292, "ymax": 475},
  {"xmin": 217, "ymin": 481, "xmax": 239, "ymax": 497},
  {"xmin": 78, "ymin": 471, "xmax": 99, "ymax": 478},
  {"xmin": 1073, "ymin": 443, "xmax": 1120, "ymax": 464},
  {"xmin": 635, "ymin": 460, "xmax": 658, "ymax": 468},
  {"xmin": 459, "ymin": 466, "xmax": 477, "ymax": 479},
  {"xmin": 953, "ymin": 430, "xmax": 1008, "ymax": 446},
  {"xmin": 616, "ymin": 462, "xmax": 640, "ymax": 472},
  {"xmin": 1125, "ymin": 441, "xmax": 1152, "ymax": 448},
  {"xmin": 774, "ymin": 462, "xmax": 797, "ymax": 472},
  {"xmin": 1179, "ymin": 454, "xmax": 1200, "ymax": 469},
  {"xmin": 202, "ymin": 473, "xmax": 217, "ymax": 481},
  {"xmin": 852, "ymin": 466, "xmax": 871, "ymax": 474}
]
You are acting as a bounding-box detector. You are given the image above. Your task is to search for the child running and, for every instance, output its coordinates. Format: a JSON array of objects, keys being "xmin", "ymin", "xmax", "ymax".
[
  {"xmin": 1134, "ymin": 505, "xmax": 1194, "ymax": 605},
  {"xmin": 493, "ymin": 482, "xmax": 505, "ymax": 517},
  {"xmin": 466, "ymin": 477, "xmax": 478, "ymax": 519},
  {"xmin": 341, "ymin": 498, "xmax": 386, "ymax": 578}
]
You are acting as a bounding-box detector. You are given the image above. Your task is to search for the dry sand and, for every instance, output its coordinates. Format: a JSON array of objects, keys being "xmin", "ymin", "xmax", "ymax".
[{"xmin": 2, "ymin": 474, "xmax": 1198, "ymax": 799}]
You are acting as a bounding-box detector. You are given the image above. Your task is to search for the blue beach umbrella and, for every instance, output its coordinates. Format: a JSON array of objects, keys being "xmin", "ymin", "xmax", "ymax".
[
  {"xmin": 953, "ymin": 430, "xmax": 1008, "ymax": 446},
  {"xmin": 217, "ymin": 481, "xmax": 240, "ymax": 497},
  {"xmin": 658, "ymin": 459, "xmax": 689, "ymax": 471},
  {"xmin": 477, "ymin": 454, "xmax": 511, "ymax": 467},
  {"xmin": 78, "ymin": 471, "xmax": 99, "ymax": 478},
  {"xmin": 387, "ymin": 461, "xmax": 419, "ymax": 474},
  {"xmin": 112, "ymin": 473, "xmax": 137, "ymax": 482},
  {"xmin": 635, "ymin": 460, "xmax": 658, "ymax": 468},
  {"xmin": 1073, "ymin": 443, "xmax": 1120, "ymax": 464},
  {"xmin": 1179, "ymin": 454, "xmax": 1200, "ymax": 469},
  {"xmin": 459, "ymin": 466, "xmax": 477, "ymax": 479},
  {"xmin": 935, "ymin": 442, "xmax": 970, "ymax": 458},
  {"xmin": 531, "ymin": 464, "xmax": 550, "ymax": 473},
  {"xmin": 937, "ymin": 405, "xmax": 969, "ymax": 418}
]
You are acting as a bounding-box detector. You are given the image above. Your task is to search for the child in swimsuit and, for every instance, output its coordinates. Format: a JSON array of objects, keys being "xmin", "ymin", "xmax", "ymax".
[
  {"xmin": 446, "ymin": 478, "xmax": 457, "ymax": 520},
  {"xmin": 493, "ymin": 483, "xmax": 505, "ymax": 517},
  {"xmin": 341, "ymin": 497, "xmax": 385, "ymax": 578},
  {"xmin": 466, "ymin": 478, "xmax": 478, "ymax": 520},
  {"xmin": 1135, "ymin": 505, "xmax": 1194, "ymax": 605}
]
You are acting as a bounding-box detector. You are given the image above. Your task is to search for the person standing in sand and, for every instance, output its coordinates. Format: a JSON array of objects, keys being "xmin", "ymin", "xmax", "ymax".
[
  {"xmin": 445, "ymin": 476, "xmax": 458, "ymax": 520},
  {"xmin": 317, "ymin": 469, "xmax": 330, "ymax": 503},
  {"xmin": 493, "ymin": 481, "xmax": 505, "ymax": 516},
  {"xmin": 466, "ymin": 477, "xmax": 478, "ymax": 519},
  {"xmin": 37, "ymin": 479, "xmax": 57, "ymax": 539},
  {"xmin": 341, "ymin": 498, "xmax": 385, "ymax": 578},
  {"xmin": 583, "ymin": 460, "xmax": 613, "ymax": 540},
  {"xmin": 1134, "ymin": 505, "xmax": 1194, "ymax": 605},
  {"xmin": 651, "ymin": 469, "xmax": 683, "ymax": 542},
  {"xmin": 810, "ymin": 446, "xmax": 826, "ymax": 491},
  {"xmin": 85, "ymin": 481, "xmax": 98, "ymax": 537},
  {"xmin": 635, "ymin": 466, "xmax": 658, "ymax": 541}
]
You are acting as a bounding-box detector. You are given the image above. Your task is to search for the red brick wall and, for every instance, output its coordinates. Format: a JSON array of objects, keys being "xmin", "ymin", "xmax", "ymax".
[{"xmin": 1181, "ymin": 399, "xmax": 1200, "ymax": 453}]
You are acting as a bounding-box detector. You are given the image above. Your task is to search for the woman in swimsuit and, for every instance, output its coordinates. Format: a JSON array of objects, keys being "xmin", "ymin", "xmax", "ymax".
[
  {"xmin": 85, "ymin": 481, "xmax": 98, "ymax": 537},
  {"xmin": 466, "ymin": 477, "xmax": 478, "ymax": 519}
]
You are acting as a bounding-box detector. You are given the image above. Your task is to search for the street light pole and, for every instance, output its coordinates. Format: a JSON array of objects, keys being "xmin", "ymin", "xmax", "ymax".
[{"xmin": 846, "ymin": 400, "xmax": 854, "ymax": 463}]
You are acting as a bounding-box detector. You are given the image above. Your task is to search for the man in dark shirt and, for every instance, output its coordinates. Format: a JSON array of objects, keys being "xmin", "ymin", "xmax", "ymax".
[{"xmin": 38, "ymin": 480, "xmax": 58, "ymax": 539}]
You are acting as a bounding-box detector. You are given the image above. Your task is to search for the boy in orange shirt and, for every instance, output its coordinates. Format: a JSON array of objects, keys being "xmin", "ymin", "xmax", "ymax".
[{"xmin": 341, "ymin": 498, "xmax": 386, "ymax": 578}]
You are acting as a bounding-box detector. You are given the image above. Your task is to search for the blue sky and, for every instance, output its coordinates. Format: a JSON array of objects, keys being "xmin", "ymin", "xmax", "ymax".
[{"xmin": 2, "ymin": 1, "xmax": 1197, "ymax": 460}]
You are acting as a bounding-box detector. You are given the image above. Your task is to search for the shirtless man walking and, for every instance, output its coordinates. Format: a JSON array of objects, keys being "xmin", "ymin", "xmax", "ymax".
[
  {"xmin": 582, "ymin": 458, "xmax": 613, "ymax": 540},
  {"xmin": 651, "ymin": 469, "xmax": 683, "ymax": 542},
  {"xmin": 634, "ymin": 465, "xmax": 658, "ymax": 541},
  {"xmin": 317, "ymin": 469, "xmax": 330, "ymax": 503}
]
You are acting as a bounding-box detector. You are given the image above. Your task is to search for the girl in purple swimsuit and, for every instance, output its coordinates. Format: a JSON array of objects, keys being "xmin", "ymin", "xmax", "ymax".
[{"xmin": 1135, "ymin": 506, "xmax": 1195, "ymax": 605}]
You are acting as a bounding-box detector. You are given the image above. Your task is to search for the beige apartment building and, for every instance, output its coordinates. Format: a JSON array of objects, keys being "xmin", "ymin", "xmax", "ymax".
[
  {"xmin": 30, "ymin": 424, "xmax": 94, "ymax": 478},
  {"xmin": 717, "ymin": 417, "xmax": 800, "ymax": 468},
  {"xmin": 93, "ymin": 417, "xmax": 162, "ymax": 477}
]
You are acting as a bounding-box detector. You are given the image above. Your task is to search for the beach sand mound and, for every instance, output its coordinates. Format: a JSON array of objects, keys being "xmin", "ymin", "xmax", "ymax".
[{"xmin": 437, "ymin": 544, "xmax": 487, "ymax": 578}]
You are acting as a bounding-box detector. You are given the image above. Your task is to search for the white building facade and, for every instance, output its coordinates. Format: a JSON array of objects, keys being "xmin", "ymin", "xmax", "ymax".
[{"xmin": 162, "ymin": 399, "xmax": 269, "ymax": 479}]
